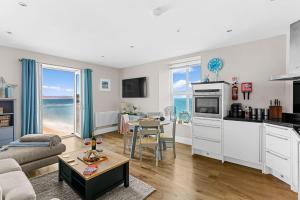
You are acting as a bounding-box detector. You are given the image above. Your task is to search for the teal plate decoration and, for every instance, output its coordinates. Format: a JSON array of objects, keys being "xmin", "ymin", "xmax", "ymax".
[{"xmin": 208, "ymin": 58, "xmax": 223, "ymax": 73}]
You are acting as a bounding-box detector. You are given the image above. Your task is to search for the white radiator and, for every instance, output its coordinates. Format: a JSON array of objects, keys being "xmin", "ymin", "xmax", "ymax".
[{"xmin": 94, "ymin": 111, "xmax": 119, "ymax": 135}]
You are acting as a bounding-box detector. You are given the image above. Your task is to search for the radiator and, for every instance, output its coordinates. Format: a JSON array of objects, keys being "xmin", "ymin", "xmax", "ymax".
[{"xmin": 94, "ymin": 111, "xmax": 119, "ymax": 135}]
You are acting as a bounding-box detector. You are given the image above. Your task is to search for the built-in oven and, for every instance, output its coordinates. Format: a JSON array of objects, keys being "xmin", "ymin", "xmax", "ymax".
[{"xmin": 193, "ymin": 89, "xmax": 222, "ymax": 118}]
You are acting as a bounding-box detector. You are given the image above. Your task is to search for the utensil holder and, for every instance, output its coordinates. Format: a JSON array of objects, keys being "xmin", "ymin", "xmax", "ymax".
[{"xmin": 269, "ymin": 106, "xmax": 282, "ymax": 119}]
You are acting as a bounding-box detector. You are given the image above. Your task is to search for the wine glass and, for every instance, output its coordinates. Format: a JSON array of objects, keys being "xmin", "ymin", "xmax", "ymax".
[
  {"xmin": 96, "ymin": 137, "xmax": 103, "ymax": 144},
  {"xmin": 84, "ymin": 138, "xmax": 91, "ymax": 146},
  {"xmin": 96, "ymin": 137, "xmax": 103, "ymax": 152}
]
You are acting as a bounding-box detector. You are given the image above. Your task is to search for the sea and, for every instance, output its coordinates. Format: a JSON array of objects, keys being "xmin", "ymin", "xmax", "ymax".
[
  {"xmin": 174, "ymin": 97, "xmax": 192, "ymax": 119},
  {"xmin": 42, "ymin": 97, "xmax": 192, "ymax": 125},
  {"xmin": 42, "ymin": 98, "xmax": 74, "ymax": 130}
]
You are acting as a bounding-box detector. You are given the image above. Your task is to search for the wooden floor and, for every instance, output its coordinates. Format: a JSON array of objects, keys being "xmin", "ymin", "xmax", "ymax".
[{"xmin": 28, "ymin": 132, "xmax": 297, "ymax": 200}]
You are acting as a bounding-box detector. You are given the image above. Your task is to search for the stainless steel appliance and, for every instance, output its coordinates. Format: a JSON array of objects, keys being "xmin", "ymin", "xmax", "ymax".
[
  {"xmin": 193, "ymin": 89, "xmax": 222, "ymax": 118},
  {"xmin": 270, "ymin": 20, "xmax": 300, "ymax": 81}
]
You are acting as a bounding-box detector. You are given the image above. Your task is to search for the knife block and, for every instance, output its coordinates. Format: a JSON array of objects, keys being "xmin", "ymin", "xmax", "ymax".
[{"xmin": 269, "ymin": 106, "xmax": 282, "ymax": 119}]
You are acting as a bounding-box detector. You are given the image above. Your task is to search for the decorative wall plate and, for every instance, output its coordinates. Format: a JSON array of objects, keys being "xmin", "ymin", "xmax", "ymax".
[{"xmin": 208, "ymin": 58, "xmax": 223, "ymax": 73}]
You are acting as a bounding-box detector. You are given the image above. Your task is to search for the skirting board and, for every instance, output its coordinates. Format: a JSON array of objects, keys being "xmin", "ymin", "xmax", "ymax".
[
  {"xmin": 175, "ymin": 136, "xmax": 192, "ymax": 145},
  {"xmin": 94, "ymin": 126, "xmax": 118, "ymax": 135},
  {"xmin": 223, "ymin": 156, "xmax": 262, "ymax": 170}
]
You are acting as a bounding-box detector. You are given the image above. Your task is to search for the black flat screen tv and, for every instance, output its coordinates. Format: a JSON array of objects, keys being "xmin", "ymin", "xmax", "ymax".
[{"xmin": 122, "ymin": 77, "xmax": 147, "ymax": 98}]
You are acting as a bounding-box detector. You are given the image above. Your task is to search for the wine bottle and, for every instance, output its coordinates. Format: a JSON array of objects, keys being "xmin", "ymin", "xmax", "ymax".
[{"xmin": 91, "ymin": 135, "xmax": 96, "ymax": 150}]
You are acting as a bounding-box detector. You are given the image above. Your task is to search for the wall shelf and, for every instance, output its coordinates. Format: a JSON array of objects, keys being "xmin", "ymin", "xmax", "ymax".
[{"xmin": 0, "ymin": 99, "xmax": 15, "ymax": 147}]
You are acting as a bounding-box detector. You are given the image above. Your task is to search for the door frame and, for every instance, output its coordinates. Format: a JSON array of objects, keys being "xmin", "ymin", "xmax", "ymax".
[{"xmin": 39, "ymin": 64, "xmax": 81, "ymax": 137}]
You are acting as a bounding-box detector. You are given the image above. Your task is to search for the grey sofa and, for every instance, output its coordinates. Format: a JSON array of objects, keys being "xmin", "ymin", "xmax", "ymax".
[
  {"xmin": 0, "ymin": 158, "xmax": 36, "ymax": 200},
  {"xmin": 0, "ymin": 143, "xmax": 66, "ymax": 172}
]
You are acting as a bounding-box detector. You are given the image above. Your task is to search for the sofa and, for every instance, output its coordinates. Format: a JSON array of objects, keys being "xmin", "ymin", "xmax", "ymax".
[
  {"xmin": 0, "ymin": 158, "xmax": 36, "ymax": 200},
  {"xmin": 0, "ymin": 143, "xmax": 66, "ymax": 172},
  {"xmin": 0, "ymin": 134, "xmax": 66, "ymax": 172}
]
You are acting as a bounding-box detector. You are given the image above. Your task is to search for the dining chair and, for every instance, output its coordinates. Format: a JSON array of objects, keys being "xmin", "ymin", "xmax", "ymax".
[
  {"xmin": 146, "ymin": 112, "xmax": 162, "ymax": 119},
  {"xmin": 160, "ymin": 106, "xmax": 177, "ymax": 158},
  {"xmin": 138, "ymin": 119, "xmax": 161, "ymax": 166},
  {"xmin": 120, "ymin": 114, "xmax": 133, "ymax": 154}
]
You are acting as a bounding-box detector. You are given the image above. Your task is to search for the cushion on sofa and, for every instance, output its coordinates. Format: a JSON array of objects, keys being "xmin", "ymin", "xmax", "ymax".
[
  {"xmin": 0, "ymin": 143, "xmax": 66, "ymax": 165},
  {"xmin": 20, "ymin": 134, "xmax": 61, "ymax": 146},
  {"xmin": 0, "ymin": 158, "xmax": 21, "ymax": 174},
  {"xmin": 0, "ymin": 171, "xmax": 36, "ymax": 200}
]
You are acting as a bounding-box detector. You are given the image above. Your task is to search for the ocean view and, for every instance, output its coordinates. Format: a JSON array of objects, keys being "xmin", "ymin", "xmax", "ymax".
[
  {"xmin": 174, "ymin": 97, "xmax": 192, "ymax": 119},
  {"xmin": 42, "ymin": 98, "xmax": 74, "ymax": 135},
  {"xmin": 42, "ymin": 97, "xmax": 191, "ymax": 134}
]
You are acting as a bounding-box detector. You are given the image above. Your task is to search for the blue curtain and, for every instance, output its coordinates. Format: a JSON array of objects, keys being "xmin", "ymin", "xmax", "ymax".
[
  {"xmin": 21, "ymin": 59, "xmax": 38, "ymax": 136},
  {"xmin": 82, "ymin": 69, "xmax": 93, "ymax": 139}
]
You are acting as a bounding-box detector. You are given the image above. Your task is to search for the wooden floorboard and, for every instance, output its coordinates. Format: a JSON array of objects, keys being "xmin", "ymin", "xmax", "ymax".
[{"xmin": 28, "ymin": 132, "xmax": 297, "ymax": 200}]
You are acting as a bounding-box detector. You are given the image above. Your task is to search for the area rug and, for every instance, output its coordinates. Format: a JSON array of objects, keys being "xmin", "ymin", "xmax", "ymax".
[{"xmin": 30, "ymin": 171, "xmax": 155, "ymax": 200}]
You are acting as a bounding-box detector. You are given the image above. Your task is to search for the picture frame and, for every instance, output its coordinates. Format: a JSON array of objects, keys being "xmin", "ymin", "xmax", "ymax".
[{"xmin": 100, "ymin": 79, "xmax": 111, "ymax": 91}]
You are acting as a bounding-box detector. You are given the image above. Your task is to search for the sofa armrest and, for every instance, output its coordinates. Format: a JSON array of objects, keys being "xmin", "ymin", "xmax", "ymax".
[
  {"xmin": 0, "ymin": 159, "xmax": 21, "ymax": 174},
  {"xmin": 5, "ymin": 187, "xmax": 36, "ymax": 200},
  {"xmin": 0, "ymin": 185, "xmax": 2, "ymax": 200}
]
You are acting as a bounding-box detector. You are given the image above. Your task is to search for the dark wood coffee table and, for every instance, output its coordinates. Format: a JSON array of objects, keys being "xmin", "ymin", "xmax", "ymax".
[{"xmin": 58, "ymin": 149, "xmax": 129, "ymax": 200}]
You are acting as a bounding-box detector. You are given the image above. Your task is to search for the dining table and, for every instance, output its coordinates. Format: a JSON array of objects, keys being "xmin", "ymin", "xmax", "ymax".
[{"xmin": 128, "ymin": 120, "xmax": 171, "ymax": 159}]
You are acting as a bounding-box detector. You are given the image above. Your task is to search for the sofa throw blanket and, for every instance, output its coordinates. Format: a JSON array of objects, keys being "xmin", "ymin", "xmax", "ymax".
[
  {"xmin": 19, "ymin": 134, "xmax": 61, "ymax": 146},
  {"xmin": 9, "ymin": 140, "xmax": 50, "ymax": 147}
]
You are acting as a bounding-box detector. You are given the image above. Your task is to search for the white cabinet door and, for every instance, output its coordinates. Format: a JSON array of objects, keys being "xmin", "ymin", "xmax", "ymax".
[
  {"xmin": 224, "ymin": 120, "xmax": 261, "ymax": 165},
  {"xmin": 192, "ymin": 123, "xmax": 221, "ymax": 141}
]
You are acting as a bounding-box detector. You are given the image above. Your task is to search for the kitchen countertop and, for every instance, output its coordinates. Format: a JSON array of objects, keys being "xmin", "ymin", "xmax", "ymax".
[
  {"xmin": 191, "ymin": 81, "xmax": 230, "ymax": 85},
  {"xmin": 223, "ymin": 116, "xmax": 298, "ymax": 129},
  {"xmin": 263, "ymin": 119, "xmax": 294, "ymax": 128},
  {"xmin": 223, "ymin": 116, "xmax": 263, "ymax": 123}
]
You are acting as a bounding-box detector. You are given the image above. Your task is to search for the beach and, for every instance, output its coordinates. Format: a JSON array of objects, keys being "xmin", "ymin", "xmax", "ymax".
[{"xmin": 42, "ymin": 97, "xmax": 76, "ymax": 137}]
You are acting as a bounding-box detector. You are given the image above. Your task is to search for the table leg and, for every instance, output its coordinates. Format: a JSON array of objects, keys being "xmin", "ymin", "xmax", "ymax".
[
  {"xmin": 58, "ymin": 160, "xmax": 63, "ymax": 182},
  {"xmin": 124, "ymin": 162, "xmax": 129, "ymax": 187},
  {"xmin": 130, "ymin": 126, "xmax": 138, "ymax": 159}
]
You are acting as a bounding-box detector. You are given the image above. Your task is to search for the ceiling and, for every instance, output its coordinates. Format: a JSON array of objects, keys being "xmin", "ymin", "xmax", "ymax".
[{"xmin": 0, "ymin": 0, "xmax": 300, "ymax": 68}]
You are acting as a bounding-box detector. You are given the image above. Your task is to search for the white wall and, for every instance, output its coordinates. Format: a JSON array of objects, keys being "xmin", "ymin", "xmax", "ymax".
[
  {"xmin": 0, "ymin": 35, "xmax": 288, "ymax": 141},
  {"xmin": 121, "ymin": 35, "xmax": 287, "ymax": 139},
  {"xmin": 0, "ymin": 45, "xmax": 120, "ymax": 138}
]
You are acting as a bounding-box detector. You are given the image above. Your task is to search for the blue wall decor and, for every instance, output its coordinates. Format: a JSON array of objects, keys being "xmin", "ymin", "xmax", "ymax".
[{"xmin": 208, "ymin": 58, "xmax": 223, "ymax": 74}]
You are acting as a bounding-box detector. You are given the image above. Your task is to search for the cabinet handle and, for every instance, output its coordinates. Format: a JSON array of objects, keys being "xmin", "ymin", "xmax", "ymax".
[
  {"xmin": 266, "ymin": 150, "xmax": 288, "ymax": 161},
  {"xmin": 265, "ymin": 124, "xmax": 288, "ymax": 131},
  {"xmin": 194, "ymin": 136, "xmax": 220, "ymax": 143},
  {"xmin": 193, "ymin": 117, "xmax": 221, "ymax": 122},
  {"xmin": 266, "ymin": 133, "xmax": 289, "ymax": 141},
  {"xmin": 193, "ymin": 123, "xmax": 220, "ymax": 128}
]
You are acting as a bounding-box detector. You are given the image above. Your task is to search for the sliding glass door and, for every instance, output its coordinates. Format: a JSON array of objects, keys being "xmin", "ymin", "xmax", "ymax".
[
  {"xmin": 74, "ymin": 70, "xmax": 81, "ymax": 137},
  {"xmin": 41, "ymin": 64, "xmax": 81, "ymax": 137}
]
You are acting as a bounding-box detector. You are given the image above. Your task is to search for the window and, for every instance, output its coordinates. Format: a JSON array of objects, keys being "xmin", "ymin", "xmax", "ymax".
[{"xmin": 171, "ymin": 64, "xmax": 201, "ymax": 121}]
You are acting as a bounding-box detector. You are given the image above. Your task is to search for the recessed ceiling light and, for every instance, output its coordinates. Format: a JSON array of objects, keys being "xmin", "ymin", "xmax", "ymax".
[
  {"xmin": 18, "ymin": 2, "xmax": 27, "ymax": 7},
  {"xmin": 226, "ymin": 29, "xmax": 233, "ymax": 33},
  {"xmin": 6, "ymin": 31, "xmax": 12, "ymax": 35},
  {"xmin": 153, "ymin": 7, "xmax": 164, "ymax": 16}
]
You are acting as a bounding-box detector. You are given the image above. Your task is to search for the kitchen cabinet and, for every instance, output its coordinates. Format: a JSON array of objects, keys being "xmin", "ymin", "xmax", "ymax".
[
  {"xmin": 263, "ymin": 124, "xmax": 292, "ymax": 186},
  {"xmin": 223, "ymin": 120, "xmax": 262, "ymax": 169},
  {"xmin": 192, "ymin": 117, "xmax": 222, "ymax": 160}
]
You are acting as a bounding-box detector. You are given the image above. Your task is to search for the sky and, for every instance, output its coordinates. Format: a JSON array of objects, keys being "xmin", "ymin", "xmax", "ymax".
[
  {"xmin": 42, "ymin": 68, "xmax": 75, "ymax": 97},
  {"xmin": 172, "ymin": 64, "xmax": 201, "ymax": 95}
]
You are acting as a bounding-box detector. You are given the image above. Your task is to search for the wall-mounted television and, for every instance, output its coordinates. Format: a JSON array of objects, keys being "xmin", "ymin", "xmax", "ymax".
[{"xmin": 122, "ymin": 77, "xmax": 147, "ymax": 98}]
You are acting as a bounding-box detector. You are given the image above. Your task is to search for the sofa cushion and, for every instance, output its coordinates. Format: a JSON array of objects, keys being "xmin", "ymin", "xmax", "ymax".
[
  {"xmin": 0, "ymin": 159, "xmax": 21, "ymax": 174},
  {"xmin": 20, "ymin": 134, "xmax": 61, "ymax": 146},
  {"xmin": 0, "ymin": 143, "xmax": 66, "ymax": 165},
  {"xmin": 0, "ymin": 171, "xmax": 36, "ymax": 200}
]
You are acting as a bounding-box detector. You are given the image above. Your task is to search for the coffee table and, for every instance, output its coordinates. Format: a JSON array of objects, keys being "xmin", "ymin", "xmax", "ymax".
[{"xmin": 58, "ymin": 149, "xmax": 129, "ymax": 200}]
